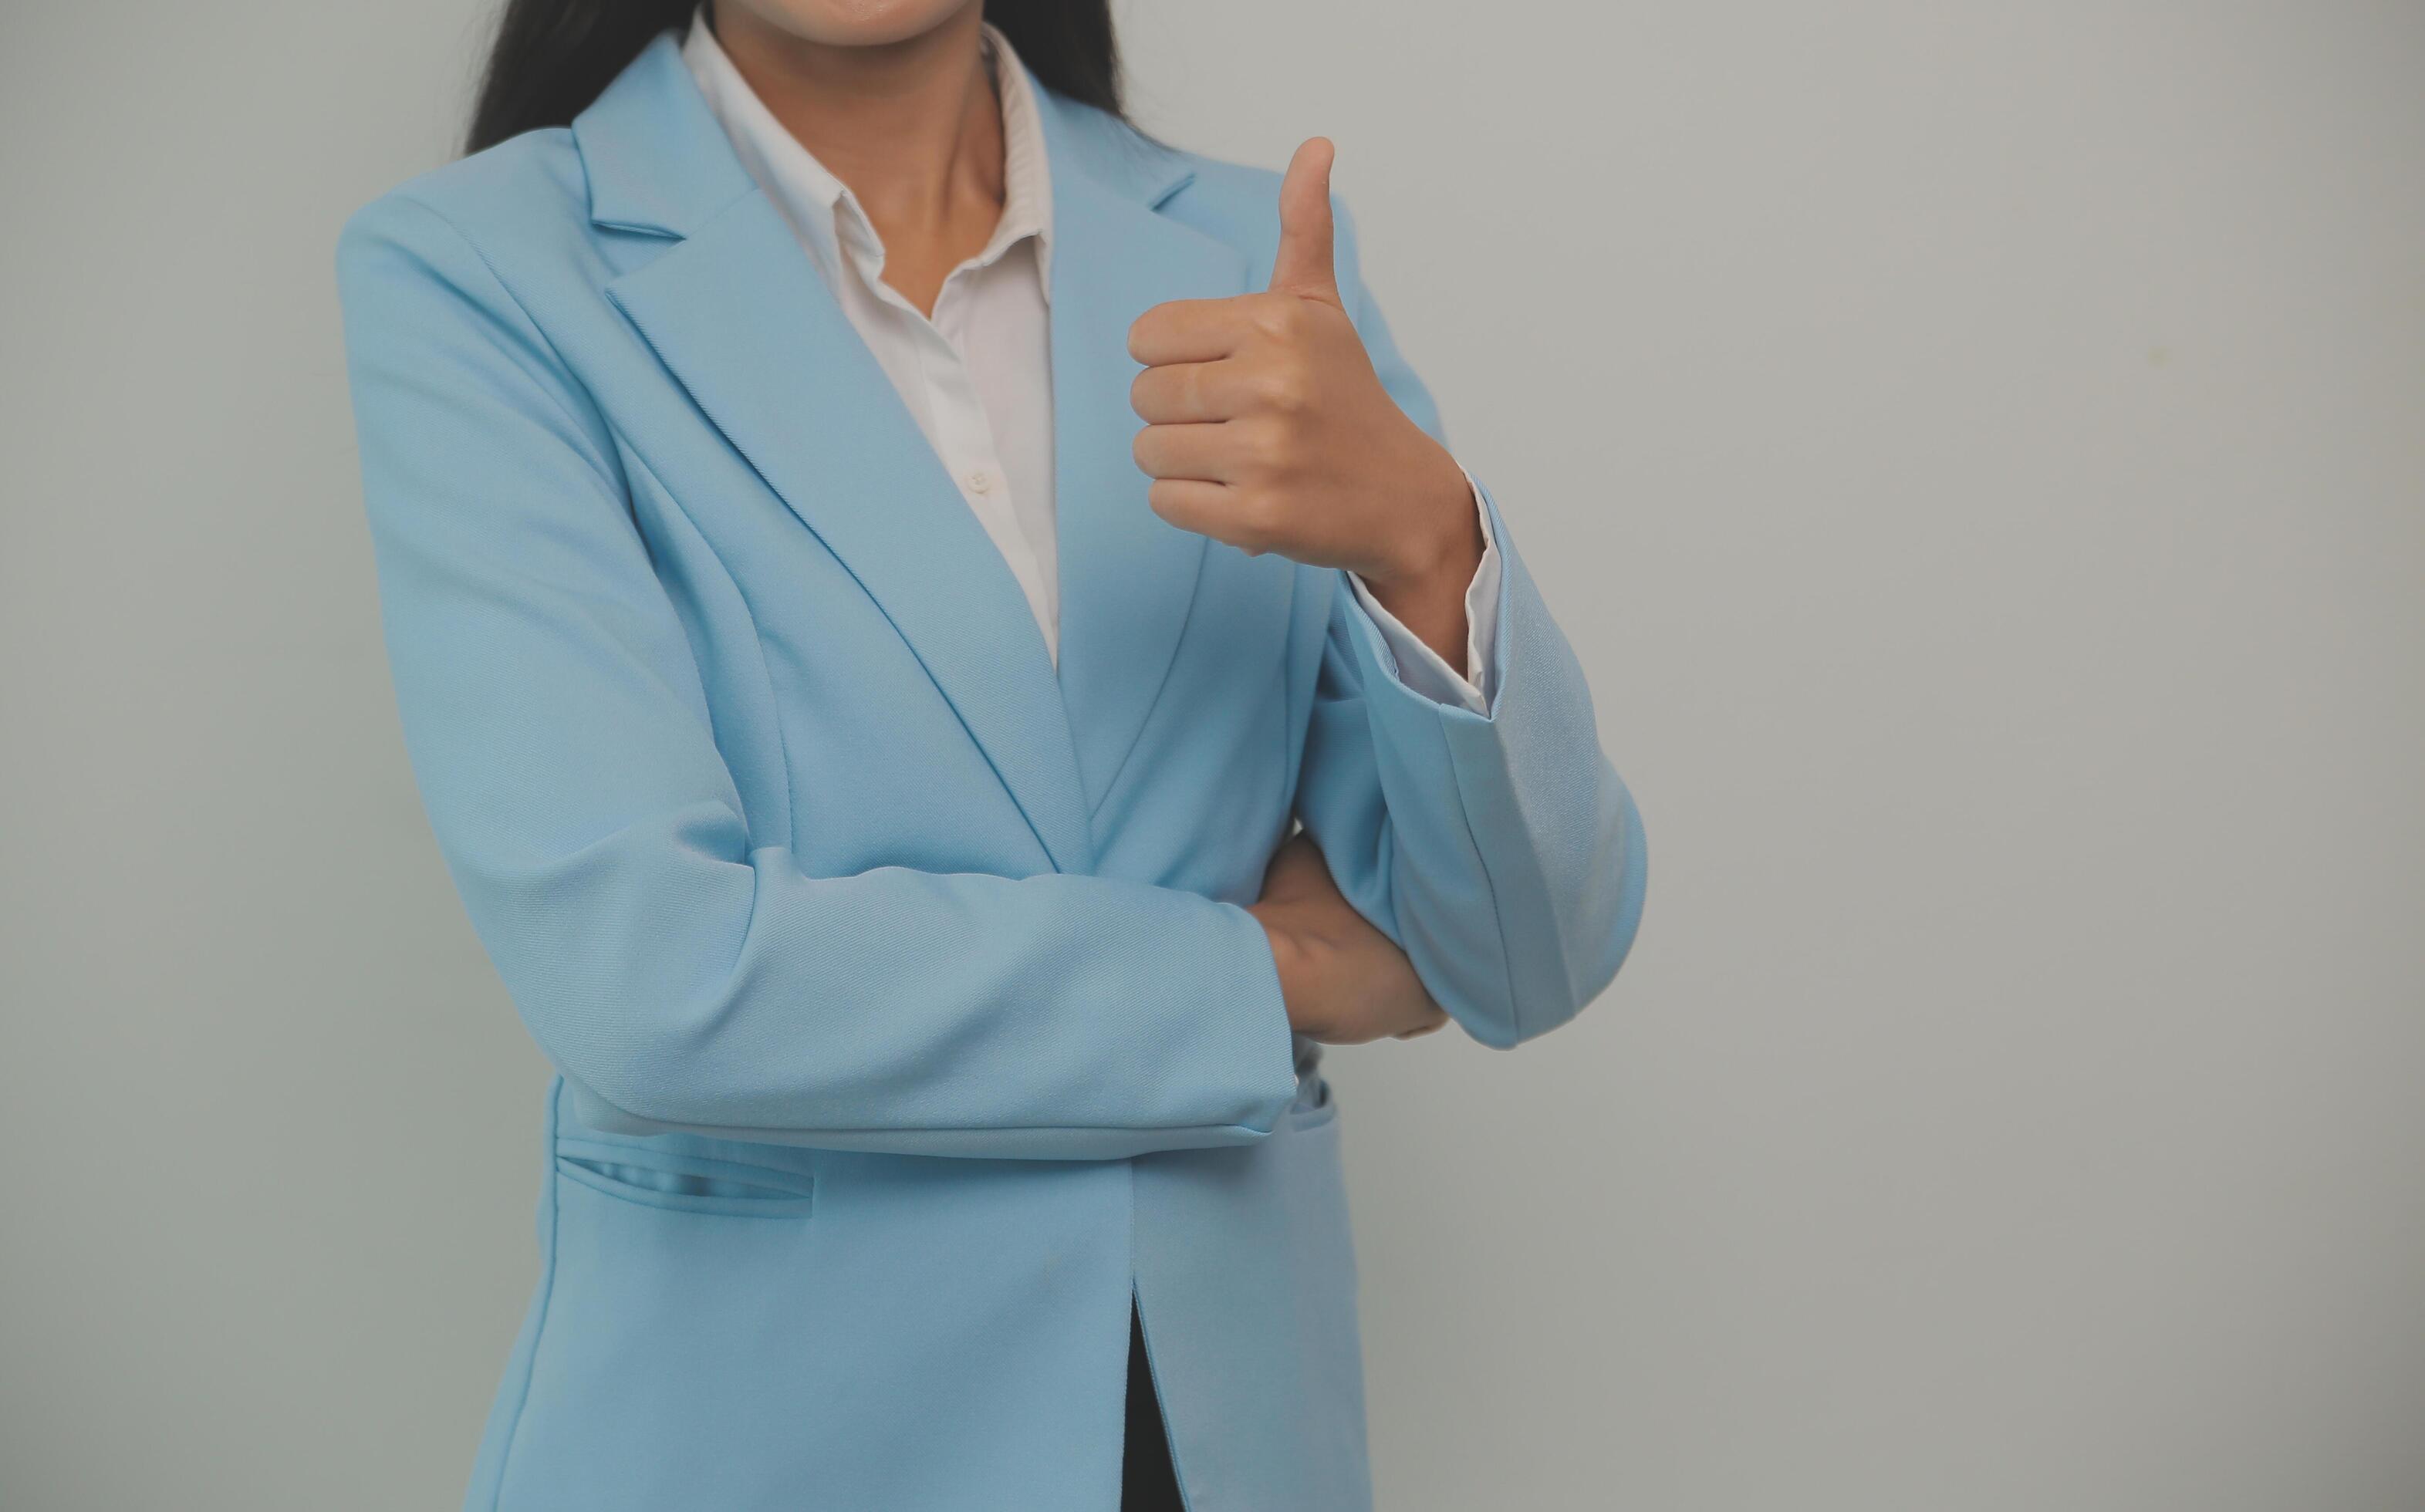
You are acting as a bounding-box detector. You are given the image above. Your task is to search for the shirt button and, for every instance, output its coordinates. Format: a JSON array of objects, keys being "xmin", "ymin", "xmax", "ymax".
[{"xmin": 966, "ymin": 470, "xmax": 993, "ymax": 494}]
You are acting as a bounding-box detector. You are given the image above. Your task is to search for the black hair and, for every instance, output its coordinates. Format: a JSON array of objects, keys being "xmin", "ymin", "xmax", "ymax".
[{"xmin": 464, "ymin": 0, "xmax": 1123, "ymax": 155}]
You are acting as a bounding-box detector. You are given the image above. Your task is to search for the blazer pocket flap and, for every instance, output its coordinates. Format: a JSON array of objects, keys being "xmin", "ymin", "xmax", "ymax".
[{"xmin": 554, "ymin": 1136, "xmax": 817, "ymax": 1218}]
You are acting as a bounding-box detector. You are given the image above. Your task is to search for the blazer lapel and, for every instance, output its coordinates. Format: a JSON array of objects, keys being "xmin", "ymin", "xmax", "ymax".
[
  {"xmin": 578, "ymin": 36, "xmax": 1095, "ymax": 873},
  {"xmin": 1036, "ymin": 92, "xmax": 1255, "ymax": 814}
]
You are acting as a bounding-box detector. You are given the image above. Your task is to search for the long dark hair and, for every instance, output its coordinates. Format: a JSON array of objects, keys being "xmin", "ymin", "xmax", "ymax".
[{"xmin": 464, "ymin": 1, "xmax": 1123, "ymax": 155}]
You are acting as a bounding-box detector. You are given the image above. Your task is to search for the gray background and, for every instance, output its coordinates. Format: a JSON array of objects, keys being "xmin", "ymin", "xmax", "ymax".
[{"xmin": 4, "ymin": 2, "xmax": 2421, "ymax": 1507}]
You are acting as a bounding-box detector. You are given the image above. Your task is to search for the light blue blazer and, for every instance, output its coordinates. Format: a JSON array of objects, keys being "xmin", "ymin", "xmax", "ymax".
[{"xmin": 336, "ymin": 30, "xmax": 1645, "ymax": 1512}]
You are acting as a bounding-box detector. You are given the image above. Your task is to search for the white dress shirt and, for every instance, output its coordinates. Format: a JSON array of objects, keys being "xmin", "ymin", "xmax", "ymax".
[{"xmin": 681, "ymin": 12, "xmax": 1501, "ymax": 710}]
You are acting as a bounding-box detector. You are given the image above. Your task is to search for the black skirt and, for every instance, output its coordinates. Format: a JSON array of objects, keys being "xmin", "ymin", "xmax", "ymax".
[{"xmin": 1121, "ymin": 1302, "xmax": 1184, "ymax": 1511}]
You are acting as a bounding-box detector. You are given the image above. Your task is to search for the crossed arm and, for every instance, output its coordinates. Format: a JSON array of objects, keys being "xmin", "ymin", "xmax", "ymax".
[{"xmin": 336, "ymin": 186, "xmax": 1640, "ymax": 1164}]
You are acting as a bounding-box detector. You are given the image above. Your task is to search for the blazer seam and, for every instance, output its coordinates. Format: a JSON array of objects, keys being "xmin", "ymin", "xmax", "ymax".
[
  {"xmin": 488, "ymin": 1080, "xmax": 565, "ymax": 1510},
  {"xmin": 1086, "ymin": 541, "xmax": 1213, "ymax": 818},
  {"xmin": 616, "ymin": 440, "xmax": 801, "ymax": 849},
  {"xmin": 1334, "ymin": 569, "xmax": 1526, "ymax": 1034},
  {"xmin": 1418, "ymin": 682, "xmax": 1529, "ymax": 1045}
]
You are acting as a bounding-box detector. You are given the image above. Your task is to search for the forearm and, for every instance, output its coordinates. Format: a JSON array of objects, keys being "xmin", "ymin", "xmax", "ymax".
[
  {"xmin": 1301, "ymin": 487, "xmax": 1647, "ymax": 1047},
  {"xmin": 444, "ymin": 805, "xmax": 1302, "ymax": 1160}
]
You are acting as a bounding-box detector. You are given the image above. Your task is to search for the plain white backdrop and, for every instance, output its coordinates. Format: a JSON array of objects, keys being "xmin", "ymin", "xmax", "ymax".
[{"xmin": 3, "ymin": 2, "xmax": 2420, "ymax": 1507}]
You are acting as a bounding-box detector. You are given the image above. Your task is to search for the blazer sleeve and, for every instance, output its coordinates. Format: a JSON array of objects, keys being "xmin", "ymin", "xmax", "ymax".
[
  {"xmin": 336, "ymin": 192, "xmax": 1300, "ymax": 1160},
  {"xmin": 1292, "ymin": 201, "xmax": 1650, "ymax": 1049}
]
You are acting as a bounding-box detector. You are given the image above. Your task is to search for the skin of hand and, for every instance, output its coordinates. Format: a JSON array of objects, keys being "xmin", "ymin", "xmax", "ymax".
[
  {"xmin": 1248, "ymin": 832, "xmax": 1449, "ymax": 1045},
  {"xmin": 1127, "ymin": 138, "xmax": 1488, "ymax": 669}
]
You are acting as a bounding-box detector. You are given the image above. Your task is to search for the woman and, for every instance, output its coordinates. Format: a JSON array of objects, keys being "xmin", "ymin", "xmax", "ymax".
[{"xmin": 335, "ymin": 0, "xmax": 1646, "ymax": 1507}]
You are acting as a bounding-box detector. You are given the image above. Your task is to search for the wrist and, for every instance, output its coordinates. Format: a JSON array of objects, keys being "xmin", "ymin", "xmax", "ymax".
[
  {"xmin": 1248, "ymin": 903, "xmax": 1326, "ymax": 1037},
  {"xmin": 1361, "ymin": 444, "xmax": 1481, "ymax": 599},
  {"xmin": 1355, "ymin": 446, "xmax": 1482, "ymax": 669}
]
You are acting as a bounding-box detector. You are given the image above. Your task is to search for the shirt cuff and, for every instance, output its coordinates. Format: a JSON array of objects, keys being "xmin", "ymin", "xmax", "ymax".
[{"xmin": 1344, "ymin": 467, "xmax": 1502, "ymax": 717}]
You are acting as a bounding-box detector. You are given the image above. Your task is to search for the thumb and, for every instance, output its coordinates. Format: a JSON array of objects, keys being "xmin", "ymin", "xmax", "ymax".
[{"xmin": 1268, "ymin": 137, "xmax": 1340, "ymax": 305}]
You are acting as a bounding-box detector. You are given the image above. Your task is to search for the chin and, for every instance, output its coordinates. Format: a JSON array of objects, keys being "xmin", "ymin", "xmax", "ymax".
[{"xmin": 731, "ymin": 0, "xmax": 976, "ymax": 48}]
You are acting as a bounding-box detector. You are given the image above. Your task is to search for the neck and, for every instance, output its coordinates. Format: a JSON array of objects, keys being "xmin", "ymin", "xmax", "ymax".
[{"xmin": 708, "ymin": 2, "xmax": 1004, "ymax": 245}]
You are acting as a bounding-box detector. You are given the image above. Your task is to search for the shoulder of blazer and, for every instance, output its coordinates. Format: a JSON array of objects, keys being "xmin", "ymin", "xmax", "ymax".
[
  {"xmin": 333, "ymin": 130, "xmax": 630, "ymax": 488},
  {"xmin": 333, "ymin": 127, "xmax": 599, "ymax": 292}
]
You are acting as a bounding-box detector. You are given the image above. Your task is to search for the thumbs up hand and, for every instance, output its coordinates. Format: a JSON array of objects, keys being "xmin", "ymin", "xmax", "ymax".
[{"xmin": 1128, "ymin": 139, "xmax": 1482, "ymax": 658}]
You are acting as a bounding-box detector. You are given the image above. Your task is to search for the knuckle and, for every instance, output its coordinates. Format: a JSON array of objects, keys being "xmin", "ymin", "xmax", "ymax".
[
  {"xmin": 1248, "ymin": 416, "xmax": 1295, "ymax": 470},
  {"xmin": 1248, "ymin": 293, "xmax": 1297, "ymax": 341},
  {"xmin": 1261, "ymin": 366, "xmax": 1310, "ymax": 414}
]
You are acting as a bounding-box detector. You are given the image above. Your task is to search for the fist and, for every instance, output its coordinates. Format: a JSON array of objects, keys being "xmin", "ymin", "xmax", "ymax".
[
  {"xmin": 1126, "ymin": 139, "xmax": 1479, "ymax": 597},
  {"xmin": 1250, "ymin": 832, "xmax": 1449, "ymax": 1045}
]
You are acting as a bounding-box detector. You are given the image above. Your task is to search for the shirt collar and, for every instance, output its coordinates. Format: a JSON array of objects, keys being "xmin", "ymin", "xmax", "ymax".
[{"xmin": 680, "ymin": 8, "xmax": 1055, "ymax": 295}]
